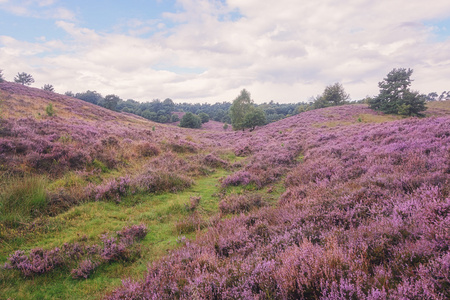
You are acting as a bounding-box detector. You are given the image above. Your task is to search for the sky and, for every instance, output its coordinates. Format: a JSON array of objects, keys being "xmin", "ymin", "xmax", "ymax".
[{"xmin": 0, "ymin": 0, "xmax": 450, "ymax": 104}]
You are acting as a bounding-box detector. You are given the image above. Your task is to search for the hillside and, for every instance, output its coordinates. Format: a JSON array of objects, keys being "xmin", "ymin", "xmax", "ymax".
[{"xmin": 0, "ymin": 82, "xmax": 449, "ymax": 299}]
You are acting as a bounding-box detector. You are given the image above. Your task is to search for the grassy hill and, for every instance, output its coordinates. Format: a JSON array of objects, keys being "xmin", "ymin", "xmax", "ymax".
[{"xmin": 0, "ymin": 82, "xmax": 449, "ymax": 299}]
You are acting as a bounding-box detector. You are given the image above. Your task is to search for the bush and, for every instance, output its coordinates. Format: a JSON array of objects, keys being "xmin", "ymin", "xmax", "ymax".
[
  {"xmin": 179, "ymin": 112, "xmax": 202, "ymax": 129},
  {"xmin": 219, "ymin": 194, "xmax": 267, "ymax": 214},
  {"xmin": 136, "ymin": 142, "xmax": 160, "ymax": 157},
  {"xmin": 4, "ymin": 224, "xmax": 148, "ymax": 278},
  {"xmin": 198, "ymin": 112, "xmax": 210, "ymax": 123}
]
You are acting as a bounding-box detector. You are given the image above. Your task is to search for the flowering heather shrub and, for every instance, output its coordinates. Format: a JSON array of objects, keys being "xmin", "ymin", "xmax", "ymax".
[
  {"xmin": 221, "ymin": 170, "xmax": 260, "ymax": 188},
  {"xmin": 71, "ymin": 259, "xmax": 99, "ymax": 279},
  {"xmin": 234, "ymin": 144, "xmax": 252, "ymax": 156},
  {"xmin": 135, "ymin": 171, "xmax": 193, "ymax": 194},
  {"xmin": 4, "ymin": 248, "xmax": 64, "ymax": 277},
  {"xmin": 117, "ymin": 224, "xmax": 148, "ymax": 244},
  {"xmin": 101, "ymin": 225, "xmax": 147, "ymax": 262},
  {"xmin": 168, "ymin": 139, "xmax": 198, "ymax": 153},
  {"xmin": 135, "ymin": 142, "xmax": 160, "ymax": 157},
  {"xmin": 4, "ymin": 224, "xmax": 147, "ymax": 278},
  {"xmin": 89, "ymin": 176, "xmax": 132, "ymax": 202},
  {"xmin": 219, "ymin": 194, "xmax": 267, "ymax": 214},
  {"xmin": 203, "ymin": 153, "xmax": 228, "ymax": 168}
]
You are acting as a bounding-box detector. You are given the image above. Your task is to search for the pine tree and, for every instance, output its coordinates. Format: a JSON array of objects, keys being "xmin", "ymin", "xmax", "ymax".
[{"xmin": 369, "ymin": 68, "xmax": 426, "ymax": 116}]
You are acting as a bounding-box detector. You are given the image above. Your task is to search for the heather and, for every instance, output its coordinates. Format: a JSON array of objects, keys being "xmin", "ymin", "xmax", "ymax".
[
  {"xmin": 110, "ymin": 110, "xmax": 450, "ymax": 299},
  {"xmin": 4, "ymin": 224, "xmax": 147, "ymax": 278},
  {"xmin": 1, "ymin": 82, "xmax": 449, "ymax": 299}
]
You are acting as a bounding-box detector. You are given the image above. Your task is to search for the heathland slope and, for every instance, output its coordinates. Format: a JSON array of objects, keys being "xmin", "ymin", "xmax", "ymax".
[{"xmin": 0, "ymin": 82, "xmax": 449, "ymax": 299}]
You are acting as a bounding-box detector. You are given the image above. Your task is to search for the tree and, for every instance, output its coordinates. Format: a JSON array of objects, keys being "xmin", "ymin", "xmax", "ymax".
[
  {"xmin": 42, "ymin": 84, "xmax": 54, "ymax": 92},
  {"xmin": 314, "ymin": 83, "xmax": 350, "ymax": 109},
  {"xmin": 0, "ymin": 69, "xmax": 5, "ymax": 82},
  {"xmin": 198, "ymin": 112, "xmax": 210, "ymax": 123},
  {"xmin": 230, "ymin": 89, "xmax": 253, "ymax": 130},
  {"xmin": 14, "ymin": 72, "xmax": 34, "ymax": 85},
  {"xmin": 243, "ymin": 107, "xmax": 266, "ymax": 131},
  {"xmin": 170, "ymin": 114, "xmax": 180, "ymax": 122},
  {"xmin": 103, "ymin": 94, "xmax": 121, "ymax": 111},
  {"xmin": 179, "ymin": 112, "xmax": 202, "ymax": 128},
  {"xmin": 369, "ymin": 68, "xmax": 426, "ymax": 116},
  {"xmin": 75, "ymin": 90, "xmax": 103, "ymax": 105}
]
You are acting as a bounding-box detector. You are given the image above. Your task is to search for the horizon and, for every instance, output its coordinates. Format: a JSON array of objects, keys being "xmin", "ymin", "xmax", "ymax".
[{"xmin": 1, "ymin": 0, "xmax": 450, "ymax": 104}]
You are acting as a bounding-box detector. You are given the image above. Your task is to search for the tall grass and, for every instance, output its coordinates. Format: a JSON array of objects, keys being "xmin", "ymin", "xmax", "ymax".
[{"xmin": 0, "ymin": 175, "xmax": 48, "ymax": 226}]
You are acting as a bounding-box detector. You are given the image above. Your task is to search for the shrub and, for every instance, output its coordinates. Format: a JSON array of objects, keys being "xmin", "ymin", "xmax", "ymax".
[
  {"xmin": 136, "ymin": 142, "xmax": 160, "ymax": 157},
  {"xmin": 168, "ymin": 140, "xmax": 198, "ymax": 153},
  {"xmin": 222, "ymin": 171, "xmax": 259, "ymax": 188},
  {"xmin": 203, "ymin": 153, "xmax": 228, "ymax": 168},
  {"xmin": 4, "ymin": 224, "xmax": 148, "ymax": 278},
  {"xmin": 71, "ymin": 259, "xmax": 99, "ymax": 279},
  {"xmin": 198, "ymin": 112, "xmax": 210, "ymax": 123},
  {"xmin": 219, "ymin": 194, "xmax": 267, "ymax": 214},
  {"xmin": 45, "ymin": 103, "xmax": 55, "ymax": 117},
  {"xmin": 186, "ymin": 195, "xmax": 201, "ymax": 211},
  {"xmin": 179, "ymin": 112, "xmax": 202, "ymax": 129}
]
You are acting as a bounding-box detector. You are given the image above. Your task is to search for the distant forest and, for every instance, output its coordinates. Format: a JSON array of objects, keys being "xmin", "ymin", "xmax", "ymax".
[{"xmin": 66, "ymin": 90, "xmax": 309, "ymax": 125}]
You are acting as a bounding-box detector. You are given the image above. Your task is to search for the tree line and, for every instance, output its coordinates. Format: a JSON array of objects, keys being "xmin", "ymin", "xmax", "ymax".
[{"xmin": 0, "ymin": 68, "xmax": 441, "ymax": 130}]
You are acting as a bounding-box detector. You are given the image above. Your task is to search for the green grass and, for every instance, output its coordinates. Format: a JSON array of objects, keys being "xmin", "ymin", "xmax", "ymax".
[
  {"xmin": 355, "ymin": 113, "xmax": 403, "ymax": 123},
  {"xmin": 0, "ymin": 175, "xmax": 48, "ymax": 227},
  {"xmin": 0, "ymin": 169, "xmax": 229, "ymax": 300}
]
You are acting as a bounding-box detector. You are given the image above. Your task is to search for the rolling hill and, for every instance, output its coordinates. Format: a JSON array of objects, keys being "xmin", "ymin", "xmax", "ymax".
[{"xmin": 0, "ymin": 82, "xmax": 449, "ymax": 299}]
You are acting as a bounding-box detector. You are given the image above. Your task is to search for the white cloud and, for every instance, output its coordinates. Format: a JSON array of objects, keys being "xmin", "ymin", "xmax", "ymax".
[
  {"xmin": 0, "ymin": 0, "xmax": 75, "ymax": 20},
  {"xmin": 1, "ymin": 0, "xmax": 450, "ymax": 102}
]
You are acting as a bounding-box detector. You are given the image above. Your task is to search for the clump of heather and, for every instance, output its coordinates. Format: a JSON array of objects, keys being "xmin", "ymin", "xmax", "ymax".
[
  {"xmin": 135, "ymin": 142, "xmax": 160, "ymax": 157},
  {"xmin": 89, "ymin": 176, "xmax": 132, "ymax": 202},
  {"xmin": 221, "ymin": 170, "xmax": 259, "ymax": 188},
  {"xmin": 117, "ymin": 224, "xmax": 148, "ymax": 244},
  {"xmin": 168, "ymin": 139, "xmax": 198, "ymax": 153},
  {"xmin": 71, "ymin": 259, "xmax": 99, "ymax": 279},
  {"xmin": 219, "ymin": 194, "xmax": 267, "ymax": 214},
  {"xmin": 85, "ymin": 170, "xmax": 193, "ymax": 203},
  {"xmin": 3, "ymin": 224, "xmax": 148, "ymax": 278},
  {"xmin": 186, "ymin": 195, "xmax": 201, "ymax": 211},
  {"xmin": 3, "ymin": 248, "xmax": 63, "ymax": 277},
  {"xmin": 203, "ymin": 153, "xmax": 228, "ymax": 168}
]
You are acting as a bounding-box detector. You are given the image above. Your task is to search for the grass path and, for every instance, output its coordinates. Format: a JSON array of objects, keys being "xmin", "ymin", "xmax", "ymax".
[{"xmin": 0, "ymin": 169, "xmax": 228, "ymax": 300}]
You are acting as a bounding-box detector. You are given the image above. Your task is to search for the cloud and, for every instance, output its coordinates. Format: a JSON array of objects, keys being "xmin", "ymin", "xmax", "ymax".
[
  {"xmin": 1, "ymin": 0, "xmax": 450, "ymax": 103},
  {"xmin": 0, "ymin": 0, "xmax": 75, "ymax": 20}
]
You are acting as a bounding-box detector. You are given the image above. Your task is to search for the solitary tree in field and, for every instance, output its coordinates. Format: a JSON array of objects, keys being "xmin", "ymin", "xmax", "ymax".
[
  {"xmin": 314, "ymin": 82, "xmax": 350, "ymax": 109},
  {"xmin": 243, "ymin": 107, "xmax": 266, "ymax": 131},
  {"xmin": 230, "ymin": 89, "xmax": 253, "ymax": 130},
  {"xmin": 369, "ymin": 68, "xmax": 426, "ymax": 116},
  {"xmin": 0, "ymin": 69, "xmax": 5, "ymax": 82},
  {"xmin": 14, "ymin": 72, "xmax": 34, "ymax": 85},
  {"xmin": 42, "ymin": 84, "xmax": 55, "ymax": 92}
]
